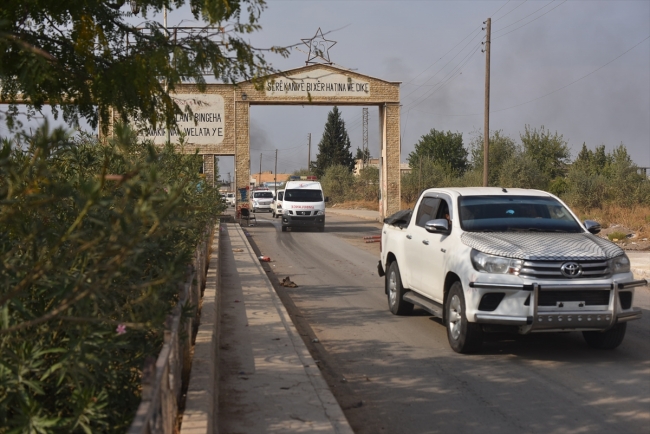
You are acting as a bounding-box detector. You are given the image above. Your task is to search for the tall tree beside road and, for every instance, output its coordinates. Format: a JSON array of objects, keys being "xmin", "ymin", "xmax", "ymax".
[
  {"xmin": 408, "ymin": 129, "xmax": 468, "ymax": 175},
  {"xmin": 520, "ymin": 125, "xmax": 571, "ymax": 186},
  {"xmin": 469, "ymin": 130, "xmax": 518, "ymax": 186},
  {"xmin": 0, "ymin": 0, "xmax": 285, "ymax": 131},
  {"xmin": 313, "ymin": 106, "xmax": 354, "ymax": 177}
]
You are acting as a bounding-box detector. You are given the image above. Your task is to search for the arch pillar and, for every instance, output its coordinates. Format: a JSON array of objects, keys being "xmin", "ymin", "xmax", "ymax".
[
  {"xmin": 234, "ymin": 99, "xmax": 250, "ymax": 206},
  {"xmin": 379, "ymin": 103, "xmax": 401, "ymax": 220}
]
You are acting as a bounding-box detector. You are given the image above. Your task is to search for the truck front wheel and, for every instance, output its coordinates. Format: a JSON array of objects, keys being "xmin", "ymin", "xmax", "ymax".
[
  {"xmin": 582, "ymin": 323, "xmax": 627, "ymax": 350},
  {"xmin": 387, "ymin": 261, "xmax": 413, "ymax": 315},
  {"xmin": 446, "ymin": 282, "xmax": 483, "ymax": 354}
]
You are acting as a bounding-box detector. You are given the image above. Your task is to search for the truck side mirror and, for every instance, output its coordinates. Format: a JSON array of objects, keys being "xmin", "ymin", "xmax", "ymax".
[
  {"xmin": 425, "ymin": 219, "xmax": 449, "ymax": 234},
  {"xmin": 584, "ymin": 220, "xmax": 601, "ymax": 234}
]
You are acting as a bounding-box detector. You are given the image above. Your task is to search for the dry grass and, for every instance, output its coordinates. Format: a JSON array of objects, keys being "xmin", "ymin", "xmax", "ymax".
[
  {"xmin": 573, "ymin": 204, "xmax": 650, "ymax": 239},
  {"xmin": 329, "ymin": 200, "xmax": 379, "ymax": 210}
]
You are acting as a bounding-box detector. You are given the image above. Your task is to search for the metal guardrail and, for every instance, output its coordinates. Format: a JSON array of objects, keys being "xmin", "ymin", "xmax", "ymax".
[{"xmin": 127, "ymin": 225, "xmax": 213, "ymax": 434}]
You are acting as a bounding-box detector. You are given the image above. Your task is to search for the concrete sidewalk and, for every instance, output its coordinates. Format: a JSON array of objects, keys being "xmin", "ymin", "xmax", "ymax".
[
  {"xmin": 218, "ymin": 223, "xmax": 353, "ymax": 434},
  {"xmin": 326, "ymin": 208, "xmax": 650, "ymax": 280}
]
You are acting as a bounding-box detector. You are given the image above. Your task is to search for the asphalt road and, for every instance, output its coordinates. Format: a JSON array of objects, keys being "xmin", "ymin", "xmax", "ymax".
[{"xmin": 243, "ymin": 211, "xmax": 650, "ymax": 434}]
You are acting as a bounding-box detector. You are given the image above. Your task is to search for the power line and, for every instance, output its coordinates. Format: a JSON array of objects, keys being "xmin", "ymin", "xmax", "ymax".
[
  {"xmin": 406, "ymin": 40, "xmax": 484, "ymax": 112},
  {"xmin": 493, "ymin": 0, "xmax": 554, "ymax": 34},
  {"xmin": 493, "ymin": 0, "xmax": 568, "ymax": 40},
  {"xmin": 490, "ymin": 0, "xmax": 513, "ymax": 20},
  {"xmin": 408, "ymin": 34, "xmax": 650, "ymax": 118},
  {"xmin": 493, "ymin": 0, "xmax": 529, "ymax": 23},
  {"xmin": 490, "ymin": 35, "xmax": 650, "ymax": 112}
]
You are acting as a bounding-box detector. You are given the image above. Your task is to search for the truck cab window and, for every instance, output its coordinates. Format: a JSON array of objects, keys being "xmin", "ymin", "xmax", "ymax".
[{"xmin": 416, "ymin": 197, "xmax": 441, "ymax": 227}]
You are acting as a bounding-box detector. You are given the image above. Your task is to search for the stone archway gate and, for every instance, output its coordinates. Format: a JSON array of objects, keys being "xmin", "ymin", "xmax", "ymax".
[{"xmin": 143, "ymin": 64, "xmax": 402, "ymax": 219}]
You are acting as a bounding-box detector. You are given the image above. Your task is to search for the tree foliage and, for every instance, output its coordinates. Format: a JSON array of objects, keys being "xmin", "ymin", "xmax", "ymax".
[
  {"xmin": 564, "ymin": 143, "xmax": 649, "ymax": 209},
  {"xmin": 0, "ymin": 0, "xmax": 286, "ymax": 132},
  {"xmin": 408, "ymin": 129, "xmax": 467, "ymax": 174},
  {"xmin": 313, "ymin": 107, "xmax": 354, "ymax": 178},
  {"xmin": 520, "ymin": 125, "xmax": 571, "ymax": 185},
  {"xmin": 468, "ymin": 130, "xmax": 518, "ymax": 186},
  {"xmin": 0, "ymin": 123, "xmax": 221, "ymax": 432}
]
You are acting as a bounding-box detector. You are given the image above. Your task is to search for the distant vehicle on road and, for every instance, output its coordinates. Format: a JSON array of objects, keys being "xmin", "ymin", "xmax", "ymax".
[
  {"xmin": 272, "ymin": 190, "xmax": 284, "ymax": 218},
  {"xmin": 379, "ymin": 187, "xmax": 646, "ymax": 353},
  {"xmin": 250, "ymin": 188, "xmax": 273, "ymax": 213},
  {"xmin": 281, "ymin": 181, "xmax": 327, "ymax": 232},
  {"xmin": 226, "ymin": 192, "xmax": 235, "ymax": 207}
]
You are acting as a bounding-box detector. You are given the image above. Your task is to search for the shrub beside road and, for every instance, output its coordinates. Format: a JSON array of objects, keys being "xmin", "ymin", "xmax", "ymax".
[{"xmin": 0, "ymin": 124, "xmax": 222, "ymax": 432}]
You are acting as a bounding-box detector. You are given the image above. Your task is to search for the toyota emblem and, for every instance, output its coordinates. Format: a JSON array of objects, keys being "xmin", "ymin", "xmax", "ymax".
[{"xmin": 561, "ymin": 262, "xmax": 583, "ymax": 278}]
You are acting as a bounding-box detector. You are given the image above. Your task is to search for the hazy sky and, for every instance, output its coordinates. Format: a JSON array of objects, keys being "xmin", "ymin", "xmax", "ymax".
[
  {"xmin": 244, "ymin": 0, "xmax": 650, "ymax": 177},
  {"xmin": 6, "ymin": 1, "xmax": 650, "ymax": 181}
]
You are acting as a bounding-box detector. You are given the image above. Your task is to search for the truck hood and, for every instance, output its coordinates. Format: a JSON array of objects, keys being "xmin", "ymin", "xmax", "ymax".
[{"xmin": 460, "ymin": 232, "xmax": 624, "ymax": 261}]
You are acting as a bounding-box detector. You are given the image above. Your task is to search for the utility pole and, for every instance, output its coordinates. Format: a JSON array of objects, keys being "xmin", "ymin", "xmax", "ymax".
[
  {"xmin": 307, "ymin": 133, "xmax": 312, "ymax": 174},
  {"xmin": 362, "ymin": 107, "xmax": 369, "ymax": 168},
  {"xmin": 259, "ymin": 152, "xmax": 262, "ymax": 188},
  {"xmin": 274, "ymin": 149, "xmax": 278, "ymax": 197},
  {"xmin": 483, "ymin": 18, "xmax": 491, "ymax": 187}
]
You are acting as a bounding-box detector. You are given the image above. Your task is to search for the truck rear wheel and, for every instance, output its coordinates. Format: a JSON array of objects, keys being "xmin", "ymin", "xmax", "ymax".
[
  {"xmin": 446, "ymin": 281, "xmax": 483, "ymax": 354},
  {"xmin": 387, "ymin": 261, "xmax": 413, "ymax": 315},
  {"xmin": 583, "ymin": 323, "xmax": 627, "ymax": 350}
]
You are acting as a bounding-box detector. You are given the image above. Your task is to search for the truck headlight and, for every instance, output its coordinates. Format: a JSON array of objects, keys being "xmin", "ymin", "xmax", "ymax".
[
  {"xmin": 470, "ymin": 249, "xmax": 522, "ymax": 275},
  {"xmin": 313, "ymin": 210, "xmax": 324, "ymax": 216},
  {"xmin": 610, "ymin": 254, "xmax": 630, "ymax": 274}
]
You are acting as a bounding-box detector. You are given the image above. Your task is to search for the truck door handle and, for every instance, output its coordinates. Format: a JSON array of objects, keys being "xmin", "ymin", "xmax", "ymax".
[
  {"xmin": 406, "ymin": 234, "xmax": 412, "ymax": 239},
  {"xmin": 422, "ymin": 240, "xmax": 429, "ymax": 245}
]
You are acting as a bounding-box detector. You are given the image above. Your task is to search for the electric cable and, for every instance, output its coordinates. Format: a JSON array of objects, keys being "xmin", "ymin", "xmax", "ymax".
[{"xmin": 493, "ymin": 0, "xmax": 568, "ymax": 40}]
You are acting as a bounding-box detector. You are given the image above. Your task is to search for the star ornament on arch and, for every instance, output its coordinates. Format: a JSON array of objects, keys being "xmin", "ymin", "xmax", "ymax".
[{"xmin": 302, "ymin": 28, "xmax": 336, "ymax": 65}]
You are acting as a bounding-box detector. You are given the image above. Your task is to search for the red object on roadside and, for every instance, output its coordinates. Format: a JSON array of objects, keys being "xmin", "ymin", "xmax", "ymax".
[{"xmin": 258, "ymin": 255, "xmax": 271, "ymax": 262}]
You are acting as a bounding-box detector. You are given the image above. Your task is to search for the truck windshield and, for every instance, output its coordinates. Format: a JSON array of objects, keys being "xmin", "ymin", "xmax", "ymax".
[
  {"xmin": 253, "ymin": 192, "xmax": 273, "ymax": 198},
  {"xmin": 459, "ymin": 196, "xmax": 583, "ymax": 233},
  {"xmin": 284, "ymin": 189, "xmax": 323, "ymax": 202}
]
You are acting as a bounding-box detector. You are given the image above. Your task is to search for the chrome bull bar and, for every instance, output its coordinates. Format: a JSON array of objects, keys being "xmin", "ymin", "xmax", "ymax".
[{"xmin": 473, "ymin": 279, "xmax": 646, "ymax": 330}]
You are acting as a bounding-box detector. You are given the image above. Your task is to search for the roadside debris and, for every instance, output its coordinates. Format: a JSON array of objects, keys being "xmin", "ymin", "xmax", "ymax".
[
  {"xmin": 233, "ymin": 248, "xmax": 244, "ymax": 252},
  {"xmin": 258, "ymin": 255, "xmax": 271, "ymax": 262},
  {"xmin": 280, "ymin": 276, "xmax": 298, "ymax": 287},
  {"xmin": 311, "ymin": 338, "xmax": 319, "ymax": 343},
  {"xmin": 364, "ymin": 234, "xmax": 381, "ymax": 243}
]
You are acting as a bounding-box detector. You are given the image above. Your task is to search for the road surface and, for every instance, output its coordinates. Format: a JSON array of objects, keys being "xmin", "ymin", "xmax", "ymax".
[{"xmin": 242, "ymin": 212, "xmax": 650, "ymax": 434}]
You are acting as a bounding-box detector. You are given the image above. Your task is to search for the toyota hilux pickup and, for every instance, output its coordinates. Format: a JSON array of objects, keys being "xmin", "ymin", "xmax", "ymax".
[{"xmin": 378, "ymin": 187, "xmax": 646, "ymax": 353}]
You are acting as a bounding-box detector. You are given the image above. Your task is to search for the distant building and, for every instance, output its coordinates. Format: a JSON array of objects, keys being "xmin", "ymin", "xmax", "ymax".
[{"xmin": 251, "ymin": 171, "xmax": 291, "ymax": 188}]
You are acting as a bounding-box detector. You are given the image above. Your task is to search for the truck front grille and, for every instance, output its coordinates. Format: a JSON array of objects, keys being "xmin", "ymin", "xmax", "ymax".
[
  {"xmin": 519, "ymin": 259, "xmax": 610, "ymax": 279},
  {"xmin": 524, "ymin": 289, "xmax": 611, "ymax": 306}
]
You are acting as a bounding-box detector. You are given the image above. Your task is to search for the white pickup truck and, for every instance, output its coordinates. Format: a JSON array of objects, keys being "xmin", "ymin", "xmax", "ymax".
[{"xmin": 378, "ymin": 187, "xmax": 646, "ymax": 353}]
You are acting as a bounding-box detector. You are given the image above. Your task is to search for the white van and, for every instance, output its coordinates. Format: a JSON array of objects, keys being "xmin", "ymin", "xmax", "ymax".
[
  {"xmin": 250, "ymin": 188, "xmax": 274, "ymax": 213},
  {"xmin": 281, "ymin": 181, "xmax": 327, "ymax": 232},
  {"xmin": 271, "ymin": 190, "xmax": 284, "ymax": 218}
]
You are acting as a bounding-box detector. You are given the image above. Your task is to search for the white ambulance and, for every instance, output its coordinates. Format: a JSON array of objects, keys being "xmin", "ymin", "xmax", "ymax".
[{"xmin": 281, "ymin": 178, "xmax": 327, "ymax": 232}]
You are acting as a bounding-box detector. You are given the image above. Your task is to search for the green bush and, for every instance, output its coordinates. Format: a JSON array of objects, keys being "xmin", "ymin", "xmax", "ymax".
[
  {"xmin": 0, "ymin": 123, "xmax": 222, "ymax": 432},
  {"xmin": 607, "ymin": 232, "xmax": 628, "ymax": 242},
  {"xmin": 321, "ymin": 164, "xmax": 354, "ymax": 203}
]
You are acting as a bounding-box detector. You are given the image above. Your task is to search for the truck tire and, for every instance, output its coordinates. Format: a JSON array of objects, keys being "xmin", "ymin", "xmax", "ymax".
[
  {"xmin": 446, "ymin": 281, "xmax": 483, "ymax": 354},
  {"xmin": 387, "ymin": 261, "xmax": 413, "ymax": 315},
  {"xmin": 582, "ymin": 323, "xmax": 627, "ymax": 350}
]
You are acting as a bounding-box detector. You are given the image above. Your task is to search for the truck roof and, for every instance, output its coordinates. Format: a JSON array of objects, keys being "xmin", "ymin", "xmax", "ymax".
[{"xmin": 423, "ymin": 187, "xmax": 553, "ymax": 198}]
